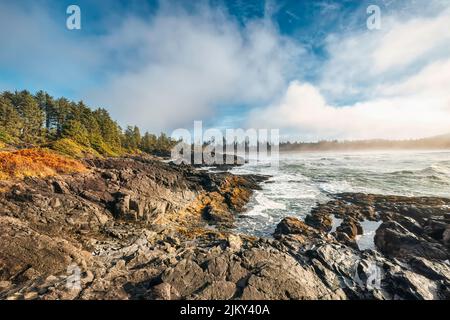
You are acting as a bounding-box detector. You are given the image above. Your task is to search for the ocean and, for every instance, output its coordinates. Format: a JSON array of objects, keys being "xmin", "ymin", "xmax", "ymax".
[{"xmin": 230, "ymin": 150, "xmax": 450, "ymax": 248}]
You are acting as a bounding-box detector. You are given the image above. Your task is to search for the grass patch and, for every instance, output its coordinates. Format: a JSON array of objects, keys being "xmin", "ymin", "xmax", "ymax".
[{"xmin": 50, "ymin": 138, "xmax": 101, "ymax": 159}]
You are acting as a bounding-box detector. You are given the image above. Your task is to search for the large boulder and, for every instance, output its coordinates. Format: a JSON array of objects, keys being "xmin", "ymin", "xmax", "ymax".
[
  {"xmin": 374, "ymin": 221, "xmax": 448, "ymax": 261},
  {"xmin": 273, "ymin": 216, "xmax": 325, "ymax": 245},
  {"xmin": 336, "ymin": 217, "xmax": 362, "ymax": 240}
]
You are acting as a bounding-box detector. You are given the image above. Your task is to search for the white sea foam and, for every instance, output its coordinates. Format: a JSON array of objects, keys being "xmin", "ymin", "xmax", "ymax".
[
  {"xmin": 245, "ymin": 192, "xmax": 286, "ymax": 217},
  {"xmin": 356, "ymin": 220, "xmax": 383, "ymax": 251},
  {"xmin": 232, "ymin": 151, "xmax": 450, "ymax": 237},
  {"xmin": 330, "ymin": 216, "xmax": 343, "ymax": 233}
]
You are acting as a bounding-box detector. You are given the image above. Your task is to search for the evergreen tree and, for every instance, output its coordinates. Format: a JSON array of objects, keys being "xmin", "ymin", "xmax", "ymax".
[
  {"xmin": 62, "ymin": 119, "xmax": 90, "ymax": 146},
  {"xmin": 0, "ymin": 89, "xmax": 176, "ymax": 157},
  {"xmin": 122, "ymin": 125, "xmax": 142, "ymax": 151},
  {"xmin": 35, "ymin": 90, "xmax": 56, "ymax": 131},
  {"xmin": 140, "ymin": 132, "xmax": 158, "ymax": 153},
  {"xmin": 93, "ymin": 108, "xmax": 122, "ymax": 151},
  {"xmin": 0, "ymin": 95, "xmax": 22, "ymax": 138},
  {"xmin": 54, "ymin": 98, "xmax": 72, "ymax": 137},
  {"xmin": 133, "ymin": 126, "xmax": 141, "ymax": 148},
  {"xmin": 12, "ymin": 91, "xmax": 45, "ymax": 143}
]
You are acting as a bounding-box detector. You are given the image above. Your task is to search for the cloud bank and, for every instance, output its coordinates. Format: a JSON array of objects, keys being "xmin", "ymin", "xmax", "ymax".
[
  {"xmin": 88, "ymin": 5, "xmax": 303, "ymax": 132},
  {"xmin": 1, "ymin": 1, "xmax": 450, "ymax": 140},
  {"xmin": 0, "ymin": 2, "xmax": 303, "ymax": 132},
  {"xmin": 250, "ymin": 6, "xmax": 450, "ymax": 140}
]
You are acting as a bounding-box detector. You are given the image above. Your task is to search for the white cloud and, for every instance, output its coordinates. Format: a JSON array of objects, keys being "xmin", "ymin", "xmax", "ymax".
[
  {"xmin": 319, "ymin": 7, "xmax": 450, "ymax": 101},
  {"xmin": 373, "ymin": 9, "xmax": 450, "ymax": 74},
  {"xmin": 377, "ymin": 58, "xmax": 450, "ymax": 98},
  {"xmin": 0, "ymin": 2, "xmax": 303, "ymax": 132},
  {"xmin": 250, "ymin": 76, "xmax": 450, "ymax": 140},
  {"xmin": 86, "ymin": 6, "xmax": 303, "ymax": 132},
  {"xmin": 251, "ymin": 4, "xmax": 450, "ymax": 140},
  {"xmin": 2, "ymin": 1, "xmax": 450, "ymax": 140}
]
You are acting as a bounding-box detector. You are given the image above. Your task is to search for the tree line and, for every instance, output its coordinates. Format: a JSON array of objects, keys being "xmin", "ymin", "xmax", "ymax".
[
  {"xmin": 278, "ymin": 137, "xmax": 450, "ymax": 152},
  {"xmin": 0, "ymin": 90, "xmax": 176, "ymax": 157}
]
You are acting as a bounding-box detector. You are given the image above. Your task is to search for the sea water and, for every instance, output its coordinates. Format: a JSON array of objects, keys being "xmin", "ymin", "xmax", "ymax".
[{"xmin": 230, "ymin": 150, "xmax": 450, "ymax": 248}]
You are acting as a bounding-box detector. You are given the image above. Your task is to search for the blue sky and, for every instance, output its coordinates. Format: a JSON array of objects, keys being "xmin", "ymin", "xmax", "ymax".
[{"xmin": 1, "ymin": 0, "xmax": 450, "ymax": 140}]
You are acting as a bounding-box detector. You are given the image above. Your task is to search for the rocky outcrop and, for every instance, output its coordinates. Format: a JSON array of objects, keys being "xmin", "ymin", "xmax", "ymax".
[
  {"xmin": 295, "ymin": 193, "xmax": 449, "ymax": 300},
  {"xmin": 375, "ymin": 221, "xmax": 448, "ymax": 261},
  {"xmin": 0, "ymin": 155, "xmax": 266, "ymax": 299},
  {"xmin": 0, "ymin": 157, "xmax": 449, "ymax": 300}
]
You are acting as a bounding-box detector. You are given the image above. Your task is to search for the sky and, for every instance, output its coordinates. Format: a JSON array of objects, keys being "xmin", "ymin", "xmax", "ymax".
[{"xmin": 0, "ymin": 0, "xmax": 450, "ymax": 141}]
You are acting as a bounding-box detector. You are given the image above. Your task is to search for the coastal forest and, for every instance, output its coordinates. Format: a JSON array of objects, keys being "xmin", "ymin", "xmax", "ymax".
[{"xmin": 0, "ymin": 90, "xmax": 176, "ymax": 158}]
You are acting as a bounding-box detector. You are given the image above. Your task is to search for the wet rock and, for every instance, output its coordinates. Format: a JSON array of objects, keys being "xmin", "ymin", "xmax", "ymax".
[
  {"xmin": 443, "ymin": 227, "xmax": 450, "ymax": 246},
  {"xmin": 375, "ymin": 221, "xmax": 448, "ymax": 261},
  {"xmin": 336, "ymin": 218, "xmax": 361, "ymax": 239},
  {"xmin": 239, "ymin": 248, "xmax": 344, "ymax": 300},
  {"xmin": 409, "ymin": 257, "xmax": 450, "ymax": 281},
  {"xmin": 305, "ymin": 210, "xmax": 333, "ymax": 232},
  {"xmin": 385, "ymin": 270, "xmax": 440, "ymax": 300},
  {"xmin": 424, "ymin": 218, "xmax": 448, "ymax": 242},
  {"xmin": 334, "ymin": 231, "xmax": 359, "ymax": 250},
  {"xmin": 274, "ymin": 216, "xmax": 325, "ymax": 245},
  {"xmin": 274, "ymin": 217, "xmax": 311, "ymax": 236}
]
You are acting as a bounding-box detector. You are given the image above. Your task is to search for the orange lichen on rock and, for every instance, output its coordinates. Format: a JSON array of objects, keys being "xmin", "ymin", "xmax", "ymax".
[{"xmin": 0, "ymin": 148, "xmax": 87, "ymax": 180}]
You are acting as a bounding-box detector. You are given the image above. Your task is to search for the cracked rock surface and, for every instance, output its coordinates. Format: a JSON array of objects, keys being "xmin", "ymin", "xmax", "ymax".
[{"xmin": 0, "ymin": 156, "xmax": 449, "ymax": 300}]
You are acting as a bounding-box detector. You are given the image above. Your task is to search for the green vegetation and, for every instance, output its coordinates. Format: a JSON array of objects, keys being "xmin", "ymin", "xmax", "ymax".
[
  {"xmin": 50, "ymin": 138, "xmax": 100, "ymax": 159},
  {"xmin": 0, "ymin": 90, "xmax": 177, "ymax": 158}
]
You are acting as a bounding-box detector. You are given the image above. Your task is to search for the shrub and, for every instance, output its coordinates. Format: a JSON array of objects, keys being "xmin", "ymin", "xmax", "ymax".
[
  {"xmin": 91, "ymin": 139, "xmax": 121, "ymax": 157},
  {"xmin": 0, "ymin": 129, "xmax": 16, "ymax": 145},
  {"xmin": 0, "ymin": 148, "xmax": 87, "ymax": 180}
]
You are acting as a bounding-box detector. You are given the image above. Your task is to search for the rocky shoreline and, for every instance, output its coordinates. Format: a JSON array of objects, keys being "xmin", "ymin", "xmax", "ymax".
[{"xmin": 0, "ymin": 156, "xmax": 449, "ymax": 300}]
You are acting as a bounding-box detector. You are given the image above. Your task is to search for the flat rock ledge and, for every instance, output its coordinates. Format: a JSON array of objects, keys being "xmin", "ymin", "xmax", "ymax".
[{"xmin": 0, "ymin": 156, "xmax": 448, "ymax": 300}]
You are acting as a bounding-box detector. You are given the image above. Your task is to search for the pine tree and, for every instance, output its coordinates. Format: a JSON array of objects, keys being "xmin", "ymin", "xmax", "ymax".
[
  {"xmin": 140, "ymin": 132, "xmax": 158, "ymax": 153},
  {"xmin": 12, "ymin": 91, "xmax": 45, "ymax": 143},
  {"xmin": 123, "ymin": 126, "xmax": 142, "ymax": 150},
  {"xmin": 0, "ymin": 89, "xmax": 177, "ymax": 156},
  {"xmin": 54, "ymin": 98, "xmax": 72, "ymax": 137},
  {"xmin": 35, "ymin": 91, "xmax": 56, "ymax": 132},
  {"xmin": 0, "ymin": 95, "xmax": 22, "ymax": 138},
  {"xmin": 62, "ymin": 119, "xmax": 90, "ymax": 146},
  {"xmin": 93, "ymin": 108, "xmax": 122, "ymax": 151},
  {"xmin": 133, "ymin": 126, "xmax": 141, "ymax": 148}
]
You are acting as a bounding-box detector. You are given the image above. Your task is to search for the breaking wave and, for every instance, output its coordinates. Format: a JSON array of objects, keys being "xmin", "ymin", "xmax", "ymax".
[{"xmin": 232, "ymin": 151, "xmax": 450, "ymax": 237}]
